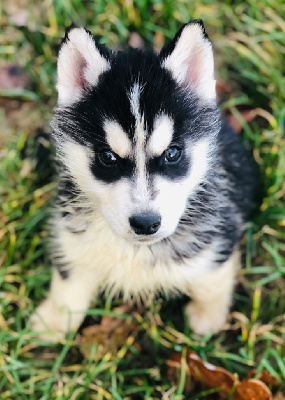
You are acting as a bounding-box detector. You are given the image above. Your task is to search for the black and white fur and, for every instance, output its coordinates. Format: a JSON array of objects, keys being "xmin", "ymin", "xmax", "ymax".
[{"xmin": 31, "ymin": 21, "xmax": 256, "ymax": 340}]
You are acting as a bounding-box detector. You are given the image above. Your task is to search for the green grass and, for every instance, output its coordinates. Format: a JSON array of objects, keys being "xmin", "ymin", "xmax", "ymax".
[{"xmin": 1, "ymin": 0, "xmax": 285, "ymax": 398}]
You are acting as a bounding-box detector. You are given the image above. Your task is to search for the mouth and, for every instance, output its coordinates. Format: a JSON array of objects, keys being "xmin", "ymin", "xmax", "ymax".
[
  {"xmin": 138, "ymin": 237, "xmax": 154, "ymax": 243},
  {"xmin": 131, "ymin": 235, "xmax": 163, "ymax": 246}
]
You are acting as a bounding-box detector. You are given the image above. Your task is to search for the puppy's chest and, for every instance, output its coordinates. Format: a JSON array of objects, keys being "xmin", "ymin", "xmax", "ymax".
[{"xmin": 57, "ymin": 217, "xmax": 217, "ymax": 297}]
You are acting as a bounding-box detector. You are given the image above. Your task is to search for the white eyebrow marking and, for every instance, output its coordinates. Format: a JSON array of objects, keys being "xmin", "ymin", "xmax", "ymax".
[
  {"xmin": 104, "ymin": 120, "xmax": 132, "ymax": 158},
  {"xmin": 148, "ymin": 114, "xmax": 174, "ymax": 157}
]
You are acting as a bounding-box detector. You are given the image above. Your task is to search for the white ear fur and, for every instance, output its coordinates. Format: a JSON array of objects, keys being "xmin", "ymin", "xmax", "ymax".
[
  {"xmin": 161, "ymin": 22, "xmax": 216, "ymax": 102},
  {"xmin": 57, "ymin": 27, "xmax": 110, "ymax": 107}
]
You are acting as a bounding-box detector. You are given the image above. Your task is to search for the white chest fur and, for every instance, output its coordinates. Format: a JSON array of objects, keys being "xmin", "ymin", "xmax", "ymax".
[{"xmin": 52, "ymin": 214, "xmax": 218, "ymax": 300}]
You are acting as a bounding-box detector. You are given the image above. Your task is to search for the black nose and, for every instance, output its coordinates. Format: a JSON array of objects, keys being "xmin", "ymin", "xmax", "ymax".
[{"xmin": 129, "ymin": 212, "xmax": 161, "ymax": 235}]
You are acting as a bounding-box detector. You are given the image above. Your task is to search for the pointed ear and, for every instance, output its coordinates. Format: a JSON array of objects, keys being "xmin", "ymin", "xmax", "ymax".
[
  {"xmin": 57, "ymin": 27, "xmax": 111, "ymax": 107},
  {"xmin": 160, "ymin": 20, "xmax": 216, "ymax": 102}
]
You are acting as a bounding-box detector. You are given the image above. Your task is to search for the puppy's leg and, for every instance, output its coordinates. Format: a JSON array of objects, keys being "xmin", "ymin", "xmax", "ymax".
[
  {"xmin": 186, "ymin": 249, "xmax": 241, "ymax": 336},
  {"xmin": 30, "ymin": 266, "xmax": 97, "ymax": 341}
]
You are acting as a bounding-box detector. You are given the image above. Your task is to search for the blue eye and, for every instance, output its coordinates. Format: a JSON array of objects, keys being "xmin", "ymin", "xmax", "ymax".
[
  {"xmin": 165, "ymin": 146, "xmax": 182, "ymax": 163},
  {"xmin": 98, "ymin": 150, "xmax": 117, "ymax": 167}
]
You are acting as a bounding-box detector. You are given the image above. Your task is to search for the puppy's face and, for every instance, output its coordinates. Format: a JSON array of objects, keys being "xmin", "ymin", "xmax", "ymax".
[{"xmin": 52, "ymin": 21, "xmax": 220, "ymax": 244}]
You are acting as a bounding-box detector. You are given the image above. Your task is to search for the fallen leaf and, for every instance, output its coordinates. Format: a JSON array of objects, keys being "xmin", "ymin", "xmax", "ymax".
[
  {"xmin": 167, "ymin": 350, "xmax": 274, "ymax": 400},
  {"xmin": 187, "ymin": 351, "xmax": 238, "ymax": 398},
  {"xmin": 247, "ymin": 369, "xmax": 280, "ymax": 388},
  {"xmin": 78, "ymin": 305, "xmax": 140, "ymax": 360},
  {"xmin": 167, "ymin": 351, "xmax": 238, "ymax": 399},
  {"xmin": 235, "ymin": 379, "xmax": 272, "ymax": 400}
]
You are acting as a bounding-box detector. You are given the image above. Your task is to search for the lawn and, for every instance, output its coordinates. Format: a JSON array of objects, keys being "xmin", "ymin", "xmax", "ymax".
[{"xmin": 0, "ymin": 0, "xmax": 285, "ymax": 399}]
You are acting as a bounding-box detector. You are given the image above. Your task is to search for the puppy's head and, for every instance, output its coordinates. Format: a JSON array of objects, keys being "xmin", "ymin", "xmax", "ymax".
[{"xmin": 51, "ymin": 21, "xmax": 220, "ymax": 245}]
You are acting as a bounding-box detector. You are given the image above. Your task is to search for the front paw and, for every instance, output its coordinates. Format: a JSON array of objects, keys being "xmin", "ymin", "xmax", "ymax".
[
  {"xmin": 29, "ymin": 299, "xmax": 73, "ymax": 342},
  {"xmin": 185, "ymin": 301, "xmax": 227, "ymax": 336}
]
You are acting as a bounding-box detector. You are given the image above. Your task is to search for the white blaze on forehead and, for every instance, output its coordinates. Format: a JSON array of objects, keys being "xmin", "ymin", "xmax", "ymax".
[
  {"xmin": 148, "ymin": 114, "xmax": 174, "ymax": 156},
  {"xmin": 128, "ymin": 83, "xmax": 145, "ymax": 164},
  {"xmin": 128, "ymin": 83, "xmax": 149, "ymax": 203},
  {"xmin": 129, "ymin": 83, "xmax": 141, "ymax": 124},
  {"xmin": 104, "ymin": 120, "xmax": 132, "ymax": 158}
]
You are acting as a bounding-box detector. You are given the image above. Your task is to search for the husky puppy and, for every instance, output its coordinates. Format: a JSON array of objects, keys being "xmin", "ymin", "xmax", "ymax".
[{"xmin": 31, "ymin": 20, "xmax": 256, "ymax": 340}]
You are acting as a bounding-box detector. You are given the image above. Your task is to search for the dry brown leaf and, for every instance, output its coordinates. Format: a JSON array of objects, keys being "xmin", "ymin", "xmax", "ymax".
[
  {"xmin": 78, "ymin": 305, "xmax": 140, "ymax": 360},
  {"xmin": 167, "ymin": 351, "xmax": 237, "ymax": 399},
  {"xmin": 187, "ymin": 351, "xmax": 238, "ymax": 398},
  {"xmin": 167, "ymin": 350, "xmax": 274, "ymax": 400},
  {"xmin": 247, "ymin": 369, "xmax": 280, "ymax": 388},
  {"xmin": 235, "ymin": 379, "xmax": 272, "ymax": 400}
]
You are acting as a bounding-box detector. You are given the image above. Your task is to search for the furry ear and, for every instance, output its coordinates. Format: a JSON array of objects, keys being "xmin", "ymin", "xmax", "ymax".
[
  {"xmin": 57, "ymin": 27, "xmax": 111, "ymax": 107},
  {"xmin": 160, "ymin": 20, "xmax": 216, "ymax": 102}
]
